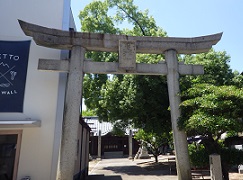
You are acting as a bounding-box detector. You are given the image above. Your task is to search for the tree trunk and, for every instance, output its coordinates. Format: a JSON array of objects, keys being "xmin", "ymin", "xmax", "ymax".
[
  {"xmin": 154, "ymin": 154, "xmax": 158, "ymax": 163},
  {"xmin": 202, "ymin": 135, "xmax": 228, "ymax": 180}
]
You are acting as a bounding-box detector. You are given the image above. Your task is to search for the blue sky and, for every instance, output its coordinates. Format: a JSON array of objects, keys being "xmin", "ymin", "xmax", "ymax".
[{"xmin": 71, "ymin": 0, "xmax": 243, "ymax": 73}]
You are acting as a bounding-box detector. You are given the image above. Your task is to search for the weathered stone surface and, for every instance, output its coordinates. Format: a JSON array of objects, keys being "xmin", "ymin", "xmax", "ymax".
[
  {"xmin": 128, "ymin": 130, "xmax": 133, "ymax": 159},
  {"xmin": 38, "ymin": 59, "xmax": 69, "ymax": 72},
  {"xmin": 97, "ymin": 130, "xmax": 101, "ymax": 160},
  {"xmin": 119, "ymin": 40, "xmax": 136, "ymax": 70},
  {"xmin": 178, "ymin": 62, "xmax": 204, "ymax": 75},
  {"xmin": 56, "ymin": 46, "xmax": 85, "ymax": 180},
  {"xmin": 19, "ymin": 20, "xmax": 222, "ymax": 54},
  {"xmin": 165, "ymin": 50, "xmax": 192, "ymax": 180},
  {"xmin": 84, "ymin": 61, "xmax": 168, "ymax": 75},
  {"xmin": 38, "ymin": 59, "xmax": 204, "ymax": 75},
  {"xmin": 210, "ymin": 154, "xmax": 223, "ymax": 180}
]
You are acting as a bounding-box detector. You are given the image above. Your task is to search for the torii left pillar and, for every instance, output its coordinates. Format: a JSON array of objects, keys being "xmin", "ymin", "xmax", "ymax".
[{"xmin": 57, "ymin": 46, "xmax": 85, "ymax": 179}]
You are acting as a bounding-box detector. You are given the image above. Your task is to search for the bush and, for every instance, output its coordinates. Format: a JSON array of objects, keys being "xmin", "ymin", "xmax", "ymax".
[
  {"xmin": 188, "ymin": 143, "xmax": 243, "ymax": 169},
  {"xmin": 188, "ymin": 143, "xmax": 209, "ymax": 168}
]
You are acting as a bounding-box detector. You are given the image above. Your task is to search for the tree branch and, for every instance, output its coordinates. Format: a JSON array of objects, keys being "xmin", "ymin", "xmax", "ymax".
[{"xmin": 116, "ymin": 4, "xmax": 146, "ymax": 36}]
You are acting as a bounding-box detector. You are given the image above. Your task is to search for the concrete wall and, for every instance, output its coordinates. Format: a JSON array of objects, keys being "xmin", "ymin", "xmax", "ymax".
[{"xmin": 0, "ymin": 0, "xmax": 72, "ymax": 179}]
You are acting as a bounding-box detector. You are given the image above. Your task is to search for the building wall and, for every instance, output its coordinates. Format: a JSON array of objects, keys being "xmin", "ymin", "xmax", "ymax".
[
  {"xmin": 73, "ymin": 120, "xmax": 91, "ymax": 180},
  {"xmin": 0, "ymin": 0, "xmax": 71, "ymax": 179},
  {"xmin": 89, "ymin": 135, "xmax": 139, "ymax": 157}
]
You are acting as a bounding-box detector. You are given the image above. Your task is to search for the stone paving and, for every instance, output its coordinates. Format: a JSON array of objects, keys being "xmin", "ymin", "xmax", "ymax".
[
  {"xmin": 87, "ymin": 156, "xmax": 243, "ymax": 180},
  {"xmin": 87, "ymin": 156, "xmax": 178, "ymax": 180}
]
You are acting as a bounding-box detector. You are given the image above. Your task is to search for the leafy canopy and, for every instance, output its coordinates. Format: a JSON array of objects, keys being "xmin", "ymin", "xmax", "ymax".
[
  {"xmin": 180, "ymin": 83, "xmax": 243, "ymax": 139},
  {"xmin": 180, "ymin": 50, "xmax": 243, "ymax": 142},
  {"xmin": 79, "ymin": 0, "xmax": 170, "ymax": 135},
  {"xmin": 134, "ymin": 129, "xmax": 171, "ymax": 162}
]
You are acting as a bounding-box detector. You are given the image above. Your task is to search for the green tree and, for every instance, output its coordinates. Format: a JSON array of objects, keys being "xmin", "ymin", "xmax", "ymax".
[
  {"xmin": 134, "ymin": 129, "xmax": 171, "ymax": 163},
  {"xmin": 110, "ymin": 121, "xmax": 127, "ymax": 136},
  {"xmin": 180, "ymin": 51, "xmax": 243, "ymax": 179},
  {"xmin": 79, "ymin": 0, "xmax": 171, "ymax": 135},
  {"xmin": 82, "ymin": 109, "xmax": 96, "ymax": 117},
  {"xmin": 98, "ymin": 75, "xmax": 171, "ymax": 134},
  {"xmin": 232, "ymin": 71, "xmax": 243, "ymax": 88},
  {"xmin": 180, "ymin": 49, "xmax": 235, "ymax": 91},
  {"xmin": 180, "ymin": 83, "xmax": 243, "ymax": 144}
]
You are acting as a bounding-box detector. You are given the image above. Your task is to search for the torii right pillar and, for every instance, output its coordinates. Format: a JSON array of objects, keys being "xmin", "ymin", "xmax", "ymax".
[{"xmin": 165, "ymin": 50, "xmax": 191, "ymax": 179}]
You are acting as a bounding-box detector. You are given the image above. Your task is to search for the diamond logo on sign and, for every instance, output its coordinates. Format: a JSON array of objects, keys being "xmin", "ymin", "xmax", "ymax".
[
  {"xmin": 0, "ymin": 57, "xmax": 18, "ymax": 90},
  {"xmin": 0, "ymin": 41, "xmax": 30, "ymax": 112}
]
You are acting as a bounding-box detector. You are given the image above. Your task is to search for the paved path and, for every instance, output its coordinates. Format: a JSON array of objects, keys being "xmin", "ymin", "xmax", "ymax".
[
  {"xmin": 87, "ymin": 157, "xmax": 178, "ymax": 180},
  {"xmin": 87, "ymin": 156, "xmax": 243, "ymax": 180}
]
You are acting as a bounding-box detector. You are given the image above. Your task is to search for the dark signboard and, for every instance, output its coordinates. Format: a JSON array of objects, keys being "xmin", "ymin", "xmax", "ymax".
[{"xmin": 0, "ymin": 40, "xmax": 31, "ymax": 112}]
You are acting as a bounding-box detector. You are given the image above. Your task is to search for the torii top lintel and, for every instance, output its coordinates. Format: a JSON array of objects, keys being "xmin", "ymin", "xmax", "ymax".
[{"xmin": 19, "ymin": 20, "xmax": 222, "ymax": 54}]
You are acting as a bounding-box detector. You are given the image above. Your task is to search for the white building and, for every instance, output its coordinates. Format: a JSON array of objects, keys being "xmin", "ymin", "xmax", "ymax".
[{"xmin": 0, "ymin": 1, "xmax": 89, "ymax": 180}]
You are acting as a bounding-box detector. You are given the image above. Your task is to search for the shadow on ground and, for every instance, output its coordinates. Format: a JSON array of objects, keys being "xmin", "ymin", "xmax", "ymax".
[
  {"xmin": 87, "ymin": 174, "xmax": 122, "ymax": 180},
  {"xmin": 102, "ymin": 161, "xmax": 177, "ymax": 176}
]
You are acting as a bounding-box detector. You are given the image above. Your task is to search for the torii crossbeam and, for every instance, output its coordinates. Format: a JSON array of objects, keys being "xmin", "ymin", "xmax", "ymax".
[{"xmin": 19, "ymin": 20, "xmax": 222, "ymax": 180}]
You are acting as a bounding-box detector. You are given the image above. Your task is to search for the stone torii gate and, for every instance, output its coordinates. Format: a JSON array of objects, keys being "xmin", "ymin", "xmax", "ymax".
[{"xmin": 19, "ymin": 20, "xmax": 222, "ymax": 180}]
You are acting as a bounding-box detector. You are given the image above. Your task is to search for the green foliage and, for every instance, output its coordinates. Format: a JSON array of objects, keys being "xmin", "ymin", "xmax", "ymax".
[
  {"xmin": 83, "ymin": 74, "xmax": 108, "ymax": 113},
  {"xmin": 180, "ymin": 49, "xmax": 243, "ymax": 139},
  {"xmin": 79, "ymin": 1, "xmax": 243, "ymax": 170},
  {"xmin": 188, "ymin": 144, "xmax": 243, "ymax": 169},
  {"xmin": 134, "ymin": 129, "xmax": 170, "ymax": 147},
  {"xmin": 232, "ymin": 71, "xmax": 243, "ymax": 88},
  {"xmin": 106, "ymin": 0, "xmax": 167, "ymax": 36},
  {"xmin": 79, "ymin": 0, "xmax": 117, "ymax": 33},
  {"xmin": 188, "ymin": 143, "xmax": 209, "ymax": 168},
  {"xmin": 97, "ymin": 75, "xmax": 171, "ymax": 134},
  {"xmin": 180, "ymin": 83, "xmax": 243, "ymax": 138},
  {"xmin": 110, "ymin": 121, "xmax": 127, "ymax": 136},
  {"xmin": 181, "ymin": 49, "xmax": 234, "ymax": 87},
  {"xmin": 134, "ymin": 129, "xmax": 171, "ymax": 162},
  {"xmin": 80, "ymin": 0, "xmax": 170, "ymax": 135},
  {"xmin": 82, "ymin": 109, "xmax": 96, "ymax": 117},
  {"xmin": 180, "ymin": 49, "xmax": 243, "ymax": 176}
]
